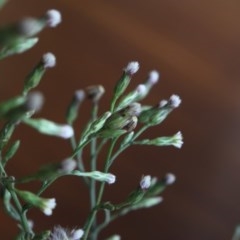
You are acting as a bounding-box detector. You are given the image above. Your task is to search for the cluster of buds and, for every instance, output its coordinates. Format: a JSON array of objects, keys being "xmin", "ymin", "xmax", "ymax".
[{"xmin": 0, "ymin": 9, "xmax": 61, "ymax": 58}]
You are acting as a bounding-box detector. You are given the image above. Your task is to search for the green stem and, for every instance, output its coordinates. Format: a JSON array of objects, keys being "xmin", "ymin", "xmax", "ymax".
[
  {"xmin": 108, "ymin": 125, "xmax": 149, "ymax": 167},
  {"xmin": 83, "ymin": 138, "xmax": 118, "ymax": 240},
  {"xmin": 7, "ymin": 183, "xmax": 32, "ymax": 235},
  {"xmin": 70, "ymin": 136, "xmax": 85, "ymax": 172},
  {"xmin": 90, "ymin": 103, "xmax": 98, "ymax": 238}
]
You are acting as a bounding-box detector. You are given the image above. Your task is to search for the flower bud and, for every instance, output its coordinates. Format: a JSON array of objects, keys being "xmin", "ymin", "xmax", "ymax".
[
  {"xmin": 16, "ymin": 189, "xmax": 56, "ymax": 216},
  {"xmin": 140, "ymin": 175, "xmax": 151, "ymax": 190},
  {"xmin": 112, "ymin": 61, "xmax": 140, "ymax": 110},
  {"xmin": 25, "ymin": 91, "xmax": 44, "ymax": 113},
  {"xmin": 134, "ymin": 131, "xmax": 183, "ymax": 149},
  {"xmin": 60, "ymin": 158, "xmax": 77, "ymax": 173},
  {"xmin": 123, "ymin": 61, "xmax": 140, "ymax": 75},
  {"xmin": 0, "ymin": 38, "xmax": 38, "ymax": 59},
  {"xmin": 66, "ymin": 90, "xmax": 86, "ymax": 125},
  {"xmin": 23, "ymin": 52, "xmax": 56, "ymax": 95},
  {"xmin": 73, "ymin": 170, "xmax": 116, "ymax": 184},
  {"xmin": 45, "ymin": 9, "xmax": 62, "ymax": 27},
  {"xmin": 23, "ymin": 118, "xmax": 74, "ymax": 139},
  {"xmin": 86, "ymin": 85, "xmax": 105, "ymax": 103},
  {"xmin": 164, "ymin": 173, "xmax": 176, "ymax": 185}
]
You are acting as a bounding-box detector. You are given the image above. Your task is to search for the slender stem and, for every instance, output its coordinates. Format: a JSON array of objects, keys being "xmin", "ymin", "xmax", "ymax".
[
  {"xmin": 7, "ymin": 183, "xmax": 31, "ymax": 235},
  {"xmin": 0, "ymin": 152, "xmax": 31, "ymax": 235},
  {"xmin": 108, "ymin": 125, "xmax": 149, "ymax": 167},
  {"xmin": 90, "ymin": 102, "xmax": 98, "ymax": 238},
  {"xmin": 70, "ymin": 136, "xmax": 85, "ymax": 172},
  {"xmin": 83, "ymin": 138, "xmax": 118, "ymax": 240}
]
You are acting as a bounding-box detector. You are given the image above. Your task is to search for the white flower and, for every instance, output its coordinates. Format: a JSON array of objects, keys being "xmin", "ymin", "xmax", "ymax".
[
  {"xmin": 106, "ymin": 173, "xmax": 116, "ymax": 184},
  {"xmin": 148, "ymin": 70, "xmax": 160, "ymax": 85},
  {"xmin": 50, "ymin": 226, "xmax": 84, "ymax": 240},
  {"xmin": 42, "ymin": 52, "xmax": 56, "ymax": 68},
  {"xmin": 71, "ymin": 229, "xmax": 84, "ymax": 240},
  {"xmin": 42, "ymin": 198, "xmax": 56, "ymax": 216},
  {"xmin": 159, "ymin": 99, "xmax": 168, "ymax": 108},
  {"xmin": 140, "ymin": 175, "xmax": 151, "ymax": 190},
  {"xmin": 136, "ymin": 84, "xmax": 147, "ymax": 95},
  {"xmin": 172, "ymin": 131, "xmax": 183, "ymax": 149},
  {"xmin": 164, "ymin": 173, "xmax": 176, "ymax": 185},
  {"xmin": 45, "ymin": 9, "xmax": 62, "ymax": 27},
  {"xmin": 59, "ymin": 125, "xmax": 74, "ymax": 139},
  {"xmin": 60, "ymin": 158, "xmax": 77, "ymax": 172},
  {"xmin": 124, "ymin": 61, "xmax": 140, "ymax": 75},
  {"xmin": 169, "ymin": 94, "xmax": 181, "ymax": 108}
]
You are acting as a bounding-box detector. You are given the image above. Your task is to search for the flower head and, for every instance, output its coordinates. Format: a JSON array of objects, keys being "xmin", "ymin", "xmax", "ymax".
[
  {"xmin": 164, "ymin": 173, "xmax": 176, "ymax": 185},
  {"xmin": 147, "ymin": 70, "xmax": 160, "ymax": 85},
  {"xmin": 41, "ymin": 198, "xmax": 56, "ymax": 216},
  {"xmin": 42, "ymin": 52, "xmax": 56, "ymax": 68},
  {"xmin": 169, "ymin": 94, "xmax": 181, "ymax": 108},
  {"xmin": 50, "ymin": 226, "xmax": 84, "ymax": 240},
  {"xmin": 45, "ymin": 9, "xmax": 62, "ymax": 27},
  {"xmin": 124, "ymin": 61, "xmax": 140, "ymax": 75},
  {"xmin": 140, "ymin": 175, "xmax": 151, "ymax": 190}
]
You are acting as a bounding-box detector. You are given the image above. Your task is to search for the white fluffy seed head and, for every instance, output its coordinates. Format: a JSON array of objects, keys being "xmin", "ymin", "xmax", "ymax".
[
  {"xmin": 140, "ymin": 175, "xmax": 151, "ymax": 190},
  {"xmin": 164, "ymin": 173, "xmax": 176, "ymax": 185},
  {"xmin": 59, "ymin": 125, "xmax": 74, "ymax": 139},
  {"xmin": 45, "ymin": 9, "xmax": 62, "ymax": 27},
  {"xmin": 169, "ymin": 94, "xmax": 181, "ymax": 108},
  {"xmin": 42, "ymin": 52, "xmax": 56, "ymax": 68},
  {"xmin": 148, "ymin": 70, "xmax": 160, "ymax": 85},
  {"xmin": 124, "ymin": 61, "xmax": 140, "ymax": 75}
]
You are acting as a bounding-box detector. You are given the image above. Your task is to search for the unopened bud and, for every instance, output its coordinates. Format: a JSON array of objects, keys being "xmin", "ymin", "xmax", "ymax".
[
  {"xmin": 60, "ymin": 158, "xmax": 77, "ymax": 173},
  {"xmin": 25, "ymin": 91, "xmax": 44, "ymax": 113},
  {"xmin": 86, "ymin": 85, "xmax": 105, "ymax": 102}
]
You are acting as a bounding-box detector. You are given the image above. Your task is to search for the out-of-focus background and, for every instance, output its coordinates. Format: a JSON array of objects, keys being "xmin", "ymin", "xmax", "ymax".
[{"xmin": 1, "ymin": 0, "xmax": 240, "ymax": 239}]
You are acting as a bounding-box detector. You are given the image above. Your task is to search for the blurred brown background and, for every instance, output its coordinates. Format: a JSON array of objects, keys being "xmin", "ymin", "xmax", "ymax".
[{"xmin": 1, "ymin": 0, "xmax": 240, "ymax": 239}]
